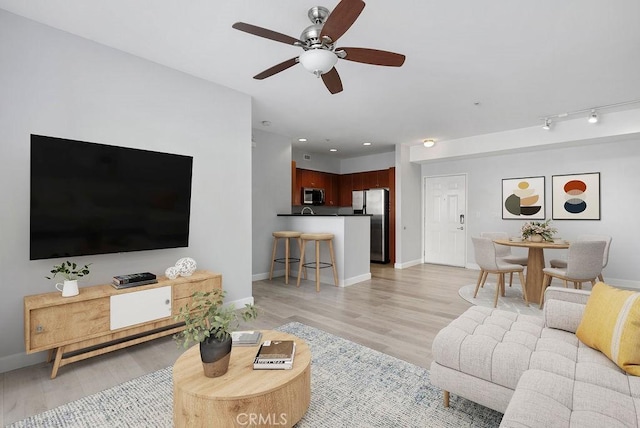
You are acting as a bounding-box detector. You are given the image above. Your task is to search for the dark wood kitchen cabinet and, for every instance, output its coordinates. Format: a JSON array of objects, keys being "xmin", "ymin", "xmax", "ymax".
[
  {"xmin": 338, "ymin": 174, "xmax": 353, "ymax": 207},
  {"xmin": 324, "ymin": 173, "xmax": 339, "ymax": 206}
]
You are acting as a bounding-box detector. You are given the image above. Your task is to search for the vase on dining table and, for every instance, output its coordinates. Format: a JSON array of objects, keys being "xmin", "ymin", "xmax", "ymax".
[{"xmin": 529, "ymin": 234, "xmax": 544, "ymax": 243}]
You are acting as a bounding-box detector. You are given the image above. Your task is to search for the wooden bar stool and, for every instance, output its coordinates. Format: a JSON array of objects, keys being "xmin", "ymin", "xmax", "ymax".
[
  {"xmin": 269, "ymin": 231, "xmax": 303, "ymax": 285},
  {"xmin": 296, "ymin": 233, "xmax": 339, "ymax": 292}
]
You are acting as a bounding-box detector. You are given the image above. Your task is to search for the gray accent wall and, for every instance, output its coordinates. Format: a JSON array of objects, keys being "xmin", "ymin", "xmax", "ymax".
[
  {"xmin": 421, "ymin": 139, "xmax": 640, "ymax": 287},
  {"xmin": 0, "ymin": 10, "xmax": 252, "ymax": 371}
]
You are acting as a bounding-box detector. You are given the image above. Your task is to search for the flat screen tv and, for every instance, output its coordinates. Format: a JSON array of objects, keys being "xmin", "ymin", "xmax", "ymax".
[{"xmin": 30, "ymin": 135, "xmax": 193, "ymax": 260}]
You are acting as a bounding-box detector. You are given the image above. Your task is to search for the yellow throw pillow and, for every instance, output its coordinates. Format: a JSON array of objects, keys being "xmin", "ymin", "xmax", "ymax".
[{"xmin": 576, "ymin": 282, "xmax": 640, "ymax": 375}]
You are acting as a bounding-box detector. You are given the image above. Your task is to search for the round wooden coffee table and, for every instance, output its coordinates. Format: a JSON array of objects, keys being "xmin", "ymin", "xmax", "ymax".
[{"xmin": 173, "ymin": 330, "xmax": 311, "ymax": 428}]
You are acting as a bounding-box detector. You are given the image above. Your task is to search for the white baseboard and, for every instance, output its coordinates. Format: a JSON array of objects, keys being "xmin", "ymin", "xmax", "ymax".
[
  {"xmin": 0, "ymin": 350, "xmax": 47, "ymax": 374},
  {"xmin": 227, "ymin": 296, "xmax": 254, "ymax": 307},
  {"xmin": 253, "ymin": 269, "xmax": 370, "ymax": 287},
  {"xmin": 342, "ymin": 273, "xmax": 372, "ymax": 287},
  {"xmin": 394, "ymin": 259, "xmax": 422, "ymax": 269}
]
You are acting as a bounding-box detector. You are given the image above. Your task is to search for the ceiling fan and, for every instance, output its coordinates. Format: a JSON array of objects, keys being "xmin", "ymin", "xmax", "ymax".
[{"xmin": 232, "ymin": 0, "xmax": 405, "ymax": 94}]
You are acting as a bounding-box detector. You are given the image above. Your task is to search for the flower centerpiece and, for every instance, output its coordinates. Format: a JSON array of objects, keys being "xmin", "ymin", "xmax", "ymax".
[{"xmin": 521, "ymin": 219, "xmax": 557, "ymax": 242}]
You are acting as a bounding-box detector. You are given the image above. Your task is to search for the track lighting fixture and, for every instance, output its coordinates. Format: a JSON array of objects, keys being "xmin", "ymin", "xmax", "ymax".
[
  {"xmin": 423, "ymin": 139, "xmax": 435, "ymax": 148},
  {"xmin": 539, "ymin": 99, "xmax": 640, "ymax": 129}
]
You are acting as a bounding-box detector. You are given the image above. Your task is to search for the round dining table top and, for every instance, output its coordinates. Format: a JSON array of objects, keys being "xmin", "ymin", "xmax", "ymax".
[{"xmin": 493, "ymin": 238, "xmax": 570, "ymax": 249}]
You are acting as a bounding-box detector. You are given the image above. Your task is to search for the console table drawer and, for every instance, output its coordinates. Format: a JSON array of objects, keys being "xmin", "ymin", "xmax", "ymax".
[{"xmin": 29, "ymin": 299, "xmax": 110, "ymax": 351}]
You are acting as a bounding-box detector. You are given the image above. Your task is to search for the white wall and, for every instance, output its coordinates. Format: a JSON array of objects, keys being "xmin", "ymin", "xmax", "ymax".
[
  {"xmin": 292, "ymin": 149, "xmax": 340, "ymax": 174},
  {"xmin": 252, "ymin": 129, "xmax": 293, "ymax": 279},
  {"xmin": 395, "ymin": 145, "xmax": 423, "ymax": 268},
  {"xmin": 421, "ymin": 138, "xmax": 640, "ymax": 288},
  {"xmin": 0, "ymin": 10, "xmax": 253, "ymax": 372},
  {"xmin": 340, "ymin": 151, "xmax": 395, "ymax": 174}
]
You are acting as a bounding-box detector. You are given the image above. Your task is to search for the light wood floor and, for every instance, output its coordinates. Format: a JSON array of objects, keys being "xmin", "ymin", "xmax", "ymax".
[{"xmin": 1, "ymin": 263, "xmax": 476, "ymax": 426}]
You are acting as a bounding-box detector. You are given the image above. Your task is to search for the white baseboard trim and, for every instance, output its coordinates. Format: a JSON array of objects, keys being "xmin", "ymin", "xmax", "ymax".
[
  {"xmin": 0, "ymin": 350, "xmax": 47, "ymax": 374},
  {"xmin": 394, "ymin": 259, "xmax": 423, "ymax": 269},
  {"xmin": 253, "ymin": 270, "xmax": 370, "ymax": 288},
  {"xmin": 342, "ymin": 273, "xmax": 372, "ymax": 287},
  {"xmin": 227, "ymin": 296, "xmax": 254, "ymax": 307}
]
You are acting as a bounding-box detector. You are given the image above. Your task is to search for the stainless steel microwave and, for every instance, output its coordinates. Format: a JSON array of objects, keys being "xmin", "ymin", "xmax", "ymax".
[{"xmin": 302, "ymin": 188, "xmax": 325, "ymax": 205}]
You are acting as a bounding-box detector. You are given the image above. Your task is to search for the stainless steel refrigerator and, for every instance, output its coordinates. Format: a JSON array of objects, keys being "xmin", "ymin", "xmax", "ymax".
[{"xmin": 352, "ymin": 188, "xmax": 390, "ymax": 263}]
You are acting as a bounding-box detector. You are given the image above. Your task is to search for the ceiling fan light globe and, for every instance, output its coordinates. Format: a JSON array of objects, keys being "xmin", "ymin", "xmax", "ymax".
[{"xmin": 299, "ymin": 49, "xmax": 338, "ymax": 76}]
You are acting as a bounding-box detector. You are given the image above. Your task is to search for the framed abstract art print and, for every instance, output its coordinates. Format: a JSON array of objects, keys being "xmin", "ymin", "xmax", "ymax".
[
  {"xmin": 552, "ymin": 172, "xmax": 601, "ymax": 220},
  {"xmin": 502, "ymin": 176, "xmax": 545, "ymax": 220}
]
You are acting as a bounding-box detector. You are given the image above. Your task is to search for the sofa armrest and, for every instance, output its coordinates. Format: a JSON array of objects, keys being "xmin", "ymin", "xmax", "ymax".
[
  {"xmin": 543, "ymin": 286, "xmax": 590, "ymax": 333},
  {"xmin": 544, "ymin": 286, "xmax": 591, "ymax": 305}
]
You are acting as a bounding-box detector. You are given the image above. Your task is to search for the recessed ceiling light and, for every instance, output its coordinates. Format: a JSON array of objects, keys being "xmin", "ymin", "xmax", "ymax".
[
  {"xmin": 298, "ymin": 138, "xmax": 307, "ymax": 142},
  {"xmin": 363, "ymin": 142, "xmax": 372, "ymax": 146},
  {"xmin": 329, "ymin": 148, "xmax": 338, "ymax": 152},
  {"xmin": 423, "ymin": 139, "xmax": 435, "ymax": 148}
]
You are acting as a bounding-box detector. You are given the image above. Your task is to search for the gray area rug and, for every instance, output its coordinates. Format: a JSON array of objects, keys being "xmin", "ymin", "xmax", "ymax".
[
  {"xmin": 9, "ymin": 322, "xmax": 503, "ymax": 427},
  {"xmin": 458, "ymin": 283, "xmax": 543, "ymax": 316}
]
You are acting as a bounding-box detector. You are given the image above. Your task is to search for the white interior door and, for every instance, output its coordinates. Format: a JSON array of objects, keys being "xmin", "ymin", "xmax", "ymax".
[{"xmin": 424, "ymin": 174, "xmax": 467, "ymax": 267}]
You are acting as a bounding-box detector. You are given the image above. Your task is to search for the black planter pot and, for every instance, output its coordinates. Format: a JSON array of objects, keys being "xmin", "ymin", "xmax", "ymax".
[{"xmin": 199, "ymin": 334, "xmax": 232, "ymax": 378}]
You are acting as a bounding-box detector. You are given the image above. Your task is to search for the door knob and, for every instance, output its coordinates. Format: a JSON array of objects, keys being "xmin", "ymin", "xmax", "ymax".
[{"xmin": 457, "ymin": 226, "xmax": 464, "ymax": 230}]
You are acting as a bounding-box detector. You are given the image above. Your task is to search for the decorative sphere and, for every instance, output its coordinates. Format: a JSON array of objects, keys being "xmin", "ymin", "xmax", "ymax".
[
  {"xmin": 175, "ymin": 257, "xmax": 197, "ymax": 277},
  {"xmin": 165, "ymin": 266, "xmax": 179, "ymax": 280}
]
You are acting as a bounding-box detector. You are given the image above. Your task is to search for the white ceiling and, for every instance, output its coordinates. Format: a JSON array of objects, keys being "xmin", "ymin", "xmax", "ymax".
[{"xmin": 1, "ymin": 0, "xmax": 639, "ymax": 158}]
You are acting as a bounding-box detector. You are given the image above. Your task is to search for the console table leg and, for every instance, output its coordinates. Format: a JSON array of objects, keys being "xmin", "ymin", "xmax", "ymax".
[{"xmin": 51, "ymin": 347, "xmax": 64, "ymax": 379}]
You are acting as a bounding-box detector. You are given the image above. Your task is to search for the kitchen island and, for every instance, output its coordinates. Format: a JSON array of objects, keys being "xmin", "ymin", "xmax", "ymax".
[{"xmin": 276, "ymin": 214, "xmax": 371, "ymax": 287}]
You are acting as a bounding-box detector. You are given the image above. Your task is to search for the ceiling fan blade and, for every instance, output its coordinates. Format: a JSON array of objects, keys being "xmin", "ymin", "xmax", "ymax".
[
  {"xmin": 321, "ymin": 68, "xmax": 343, "ymax": 94},
  {"xmin": 232, "ymin": 22, "xmax": 303, "ymax": 46},
  {"xmin": 253, "ymin": 57, "xmax": 299, "ymax": 80},
  {"xmin": 338, "ymin": 47, "xmax": 406, "ymax": 67},
  {"xmin": 320, "ymin": 0, "xmax": 365, "ymax": 43}
]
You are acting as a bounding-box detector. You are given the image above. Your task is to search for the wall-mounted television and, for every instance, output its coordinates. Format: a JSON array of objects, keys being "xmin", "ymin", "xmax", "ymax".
[{"xmin": 30, "ymin": 135, "xmax": 193, "ymax": 260}]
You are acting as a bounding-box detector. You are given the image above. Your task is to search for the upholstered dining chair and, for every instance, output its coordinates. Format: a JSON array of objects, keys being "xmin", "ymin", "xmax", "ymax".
[
  {"xmin": 480, "ymin": 232, "xmax": 527, "ymax": 288},
  {"xmin": 549, "ymin": 235, "xmax": 612, "ymax": 282},
  {"xmin": 539, "ymin": 240, "xmax": 607, "ymax": 308},
  {"xmin": 472, "ymin": 236, "xmax": 529, "ymax": 308}
]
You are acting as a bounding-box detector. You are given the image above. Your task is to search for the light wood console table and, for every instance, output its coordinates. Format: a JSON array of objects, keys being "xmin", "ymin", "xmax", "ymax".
[
  {"xmin": 173, "ymin": 330, "xmax": 311, "ymax": 428},
  {"xmin": 24, "ymin": 270, "xmax": 221, "ymax": 379}
]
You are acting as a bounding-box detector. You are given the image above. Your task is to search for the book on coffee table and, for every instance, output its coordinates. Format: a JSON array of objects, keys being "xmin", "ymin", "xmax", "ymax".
[
  {"xmin": 231, "ymin": 330, "xmax": 262, "ymax": 347},
  {"xmin": 253, "ymin": 340, "xmax": 296, "ymax": 370}
]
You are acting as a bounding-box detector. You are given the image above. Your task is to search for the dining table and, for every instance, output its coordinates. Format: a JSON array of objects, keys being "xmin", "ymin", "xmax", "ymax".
[{"xmin": 493, "ymin": 239, "xmax": 570, "ymax": 304}]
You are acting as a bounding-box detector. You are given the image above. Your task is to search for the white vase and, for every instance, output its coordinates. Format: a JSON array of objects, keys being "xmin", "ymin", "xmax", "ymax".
[
  {"xmin": 55, "ymin": 279, "xmax": 79, "ymax": 297},
  {"xmin": 529, "ymin": 234, "xmax": 543, "ymax": 243}
]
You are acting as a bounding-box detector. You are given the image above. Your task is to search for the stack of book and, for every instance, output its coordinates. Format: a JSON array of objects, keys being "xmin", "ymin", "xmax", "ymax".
[
  {"xmin": 253, "ymin": 340, "xmax": 296, "ymax": 370},
  {"xmin": 231, "ymin": 330, "xmax": 262, "ymax": 347},
  {"xmin": 111, "ymin": 272, "xmax": 158, "ymax": 289}
]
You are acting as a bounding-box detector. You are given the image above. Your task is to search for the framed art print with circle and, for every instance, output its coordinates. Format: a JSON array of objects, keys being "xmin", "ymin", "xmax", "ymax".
[
  {"xmin": 552, "ymin": 172, "xmax": 600, "ymax": 220},
  {"xmin": 502, "ymin": 176, "xmax": 545, "ymax": 220}
]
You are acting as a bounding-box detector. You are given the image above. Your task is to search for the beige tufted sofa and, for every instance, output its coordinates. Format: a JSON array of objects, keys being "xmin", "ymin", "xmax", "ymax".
[{"xmin": 430, "ymin": 286, "xmax": 640, "ymax": 427}]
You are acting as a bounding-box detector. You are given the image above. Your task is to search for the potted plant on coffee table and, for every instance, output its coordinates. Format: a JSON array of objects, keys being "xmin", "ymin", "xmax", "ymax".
[
  {"xmin": 174, "ymin": 289, "xmax": 258, "ymax": 378},
  {"xmin": 46, "ymin": 261, "xmax": 91, "ymax": 297}
]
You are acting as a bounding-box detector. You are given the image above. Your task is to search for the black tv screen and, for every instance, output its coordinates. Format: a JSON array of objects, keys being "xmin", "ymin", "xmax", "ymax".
[{"xmin": 30, "ymin": 135, "xmax": 193, "ymax": 260}]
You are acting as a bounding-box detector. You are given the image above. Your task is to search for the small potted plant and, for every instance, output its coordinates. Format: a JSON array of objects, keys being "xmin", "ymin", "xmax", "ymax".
[
  {"xmin": 174, "ymin": 289, "xmax": 258, "ymax": 377},
  {"xmin": 46, "ymin": 261, "xmax": 91, "ymax": 297}
]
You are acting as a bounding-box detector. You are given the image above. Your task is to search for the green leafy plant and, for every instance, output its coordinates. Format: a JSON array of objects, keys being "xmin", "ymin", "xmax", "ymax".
[
  {"xmin": 521, "ymin": 219, "xmax": 557, "ymax": 241},
  {"xmin": 173, "ymin": 289, "xmax": 258, "ymax": 349},
  {"xmin": 46, "ymin": 261, "xmax": 91, "ymax": 281}
]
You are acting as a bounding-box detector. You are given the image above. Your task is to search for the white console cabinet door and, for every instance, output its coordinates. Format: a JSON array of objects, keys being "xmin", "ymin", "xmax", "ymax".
[{"xmin": 110, "ymin": 286, "xmax": 172, "ymax": 330}]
